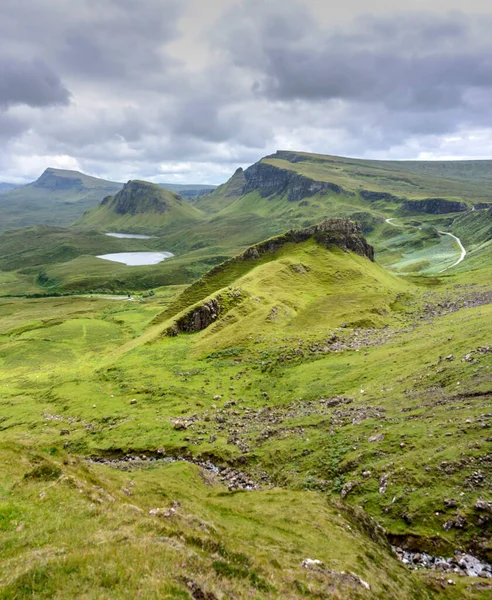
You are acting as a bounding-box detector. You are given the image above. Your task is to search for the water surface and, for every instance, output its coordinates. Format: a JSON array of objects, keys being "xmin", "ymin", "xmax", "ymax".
[
  {"xmin": 105, "ymin": 232, "xmax": 155, "ymax": 239},
  {"xmin": 97, "ymin": 252, "xmax": 174, "ymax": 266}
]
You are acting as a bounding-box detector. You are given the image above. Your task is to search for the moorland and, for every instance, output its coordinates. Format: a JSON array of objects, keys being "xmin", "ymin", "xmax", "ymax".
[{"xmin": 0, "ymin": 151, "xmax": 491, "ymax": 599}]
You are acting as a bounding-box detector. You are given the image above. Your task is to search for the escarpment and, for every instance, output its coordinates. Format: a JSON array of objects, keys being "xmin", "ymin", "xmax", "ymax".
[
  {"xmin": 242, "ymin": 162, "xmax": 352, "ymax": 201},
  {"xmin": 360, "ymin": 190, "xmax": 402, "ymax": 203},
  {"xmin": 167, "ymin": 298, "xmax": 222, "ymax": 335},
  {"xmin": 403, "ymin": 198, "xmax": 468, "ymax": 214}
]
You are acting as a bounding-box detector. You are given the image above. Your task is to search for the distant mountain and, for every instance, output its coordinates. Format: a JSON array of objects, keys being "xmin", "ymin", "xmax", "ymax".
[
  {"xmin": 76, "ymin": 180, "xmax": 204, "ymax": 232},
  {"xmin": 158, "ymin": 182, "xmax": 217, "ymax": 199},
  {"xmin": 0, "ymin": 182, "xmax": 20, "ymax": 194},
  {"xmin": 0, "ymin": 168, "xmax": 122, "ymax": 232},
  {"xmin": 194, "ymin": 150, "xmax": 492, "ymax": 217}
]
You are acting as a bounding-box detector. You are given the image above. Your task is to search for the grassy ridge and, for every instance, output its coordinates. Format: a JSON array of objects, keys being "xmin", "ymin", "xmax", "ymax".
[{"xmin": 0, "ymin": 228, "xmax": 491, "ymax": 597}]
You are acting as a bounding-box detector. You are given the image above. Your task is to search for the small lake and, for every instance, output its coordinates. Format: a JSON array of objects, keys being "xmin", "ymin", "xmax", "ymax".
[
  {"xmin": 105, "ymin": 232, "xmax": 155, "ymax": 239},
  {"xmin": 97, "ymin": 252, "xmax": 174, "ymax": 266}
]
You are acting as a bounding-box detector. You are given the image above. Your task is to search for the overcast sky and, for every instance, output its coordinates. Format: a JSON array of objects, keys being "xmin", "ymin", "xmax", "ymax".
[{"xmin": 2, "ymin": 0, "xmax": 492, "ymax": 184}]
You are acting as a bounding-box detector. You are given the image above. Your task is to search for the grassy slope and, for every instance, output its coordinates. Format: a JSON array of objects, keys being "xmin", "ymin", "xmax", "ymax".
[
  {"xmin": 0, "ymin": 169, "xmax": 122, "ymax": 232},
  {"xmin": 263, "ymin": 151, "xmax": 492, "ymax": 202},
  {"xmin": 0, "ymin": 235, "xmax": 491, "ymax": 597},
  {"xmin": 75, "ymin": 181, "xmax": 204, "ymax": 233},
  {"xmin": 3, "ymin": 151, "xmax": 492, "ymax": 295}
]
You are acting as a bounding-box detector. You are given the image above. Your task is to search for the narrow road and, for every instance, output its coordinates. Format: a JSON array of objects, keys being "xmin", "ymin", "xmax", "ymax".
[
  {"xmin": 385, "ymin": 218, "xmax": 466, "ymax": 272},
  {"xmin": 437, "ymin": 231, "xmax": 467, "ymax": 272}
]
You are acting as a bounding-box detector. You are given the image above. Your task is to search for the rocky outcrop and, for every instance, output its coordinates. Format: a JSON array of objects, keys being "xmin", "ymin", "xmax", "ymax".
[
  {"xmin": 102, "ymin": 180, "xmax": 178, "ymax": 215},
  {"xmin": 167, "ymin": 298, "xmax": 221, "ymax": 335},
  {"xmin": 241, "ymin": 219, "xmax": 374, "ymax": 262},
  {"xmin": 360, "ymin": 190, "xmax": 402, "ymax": 203},
  {"xmin": 243, "ymin": 162, "xmax": 352, "ymax": 201},
  {"xmin": 403, "ymin": 198, "xmax": 467, "ymax": 214},
  {"xmin": 473, "ymin": 202, "xmax": 492, "ymax": 211},
  {"xmin": 164, "ymin": 219, "xmax": 373, "ymax": 336}
]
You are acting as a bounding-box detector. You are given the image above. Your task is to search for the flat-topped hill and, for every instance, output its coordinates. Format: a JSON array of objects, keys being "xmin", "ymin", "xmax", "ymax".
[{"xmin": 0, "ymin": 168, "xmax": 122, "ymax": 232}]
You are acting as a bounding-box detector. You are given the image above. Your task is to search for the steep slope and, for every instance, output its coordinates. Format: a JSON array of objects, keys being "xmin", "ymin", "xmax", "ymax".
[
  {"xmin": 195, "ymin": 150, "xmax": 492, "ymax": 219},
  {"xmin": 193, "ymin": 167, "xmax": 247, "ymax": 213},
  {"xmin": 260, "ymin": 151, "xmax": 492, "ymax": 203},
  {"xmin": 0, "ymin": 168, "xmax": 122, "ymax": 232},
  {"xmin": 156, "ymin": 219, "xmax": 406, "ymax": 351},
  {"xmin": 76, "ymin": 180, "xmax": 204, "ymax": 232}
]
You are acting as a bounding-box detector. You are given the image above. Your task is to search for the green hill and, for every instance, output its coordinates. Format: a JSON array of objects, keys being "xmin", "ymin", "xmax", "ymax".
[
  {"xmin": 1, "ymin": 217, "xmax": 491, "ymax": 598},
  {"xmin": 0, "ymin": 168, "xmax": 122, "ymax": 232},
  {"xmin": 162, "ymin": 151, "xmax": 492, "ymax": 278},
  {"xmin": 3, "ymin": 150, "xmax": 492, "ymax": 296},
  {"xmin": 195, "ymin": 151, "xmax": 492, "ymax": 220},
  {"xmin": 76, "ymin": 180, "xmax": 204, "ymax": 233}
]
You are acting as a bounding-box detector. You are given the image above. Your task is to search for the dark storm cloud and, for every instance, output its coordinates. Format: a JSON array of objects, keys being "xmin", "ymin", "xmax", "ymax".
[{"xmin": 0, "ymin": 59, "xmax": 70, "ymax": 108}]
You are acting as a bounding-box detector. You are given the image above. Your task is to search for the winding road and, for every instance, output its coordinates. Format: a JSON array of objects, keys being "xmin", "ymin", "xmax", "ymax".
[{"xmin": 385, "ymin": 218, "xmax": 467, "ymax": 272}]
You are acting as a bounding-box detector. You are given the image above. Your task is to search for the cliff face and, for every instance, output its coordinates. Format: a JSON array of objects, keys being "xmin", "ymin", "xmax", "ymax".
[
  {"xmin": 223, "ymin": 168, "xmax": 247, "ymax": 198},
  {"xmin": 242, "ymin": 162, "xmax": 351, "ymax": 201},
  {"xmin": 104, "ymin": 181, "xmax": 177, "ymax": 215},
  {"xmin": 473, "ymin": 202, "xmax": 492, "ymax": 211},
  {"xmin": 403, "ymin": 198, "xmax": 467, "ymax": 214}
]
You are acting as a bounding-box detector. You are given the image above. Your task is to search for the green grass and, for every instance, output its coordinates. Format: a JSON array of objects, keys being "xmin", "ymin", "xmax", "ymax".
[
  {"xmin": 0, "ymin": 155, "xmax": 492, "ymax": 598},
  {"xmin": 75, "ymin": 180, "xmax": 204, "ymax": 233},
  {"xmin": 0, "ymin": 168, "xmax": 122, "ymax": 233}
]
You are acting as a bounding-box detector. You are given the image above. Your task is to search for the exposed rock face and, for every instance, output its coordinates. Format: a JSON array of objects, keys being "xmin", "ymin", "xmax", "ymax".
[
  {"xmin": 473, "ymin": 202, "xmax": 492, "ymax": 211},
  {"xmin": 102, "ymin": 180, "xmax": 177, "ymax": 215},
  {"xmin": 168, "ymin": 298, "xmax": 221, "ymax": 335},
  {"xmin": 360, "ymin": 190, "xmax": 402, "ymax": 203},
  {"xmin": 243, "ymin": 161, "xmax": 352, "ymax": 201},
  {"xmin": 241, "ymin": 219, "xmax": 374, "ymax": 262},
  {"xmin": 403, "ymin": 198, "xmax": 467, "ymax": 214}
]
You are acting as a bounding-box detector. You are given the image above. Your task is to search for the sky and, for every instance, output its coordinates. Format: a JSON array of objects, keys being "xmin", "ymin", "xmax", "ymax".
[{"xmin": 2, "ymin": 0, "xmax": 492, "ymax": 184}]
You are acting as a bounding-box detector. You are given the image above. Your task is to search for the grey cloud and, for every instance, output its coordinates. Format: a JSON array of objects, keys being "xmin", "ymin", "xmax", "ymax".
[
  {"xmin": 3, "ymin": 0, "xmax": 492, "ymax": 183},
  {"xmin": 0, "ymin": 58, "xmax": 70, "ymax": 108},
  {"xmin": 217, "ymin": 6, "xmax": 492, "ymax": 114},
  {"xmin": 0, "ymin": 0, "xmax": 186, "ymax": 89},
  {"xmin": 0, "ymin": 111, "xmax": 29, "ymax": 140}
]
